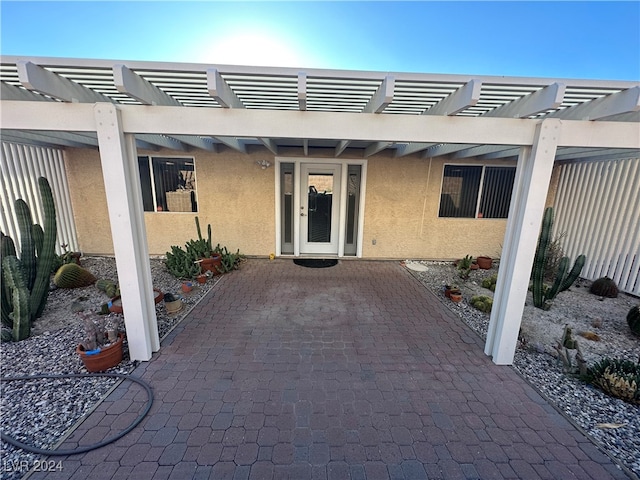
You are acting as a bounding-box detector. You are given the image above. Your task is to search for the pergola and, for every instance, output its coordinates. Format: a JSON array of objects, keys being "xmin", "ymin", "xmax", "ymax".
[{"xmin": 1, "ymin": 56, "xmax": 639, "ymax": 365}]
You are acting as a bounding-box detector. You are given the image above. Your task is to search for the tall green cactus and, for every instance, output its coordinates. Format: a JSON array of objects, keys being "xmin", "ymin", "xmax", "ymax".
[
  {"xmin": 0, "ymin": 177, "xmax": 57, "ymax": 339},
  {"xmin": 3, "ymin": 255, "xmax": 31, "ymax": 341},
  {"xmin": 532, "ymin": 206, "xmax": 586, "ymax": 309}
]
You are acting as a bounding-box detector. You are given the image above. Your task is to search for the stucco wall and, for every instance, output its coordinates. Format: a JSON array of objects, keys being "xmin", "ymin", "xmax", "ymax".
[
  {"xmin": 361, "ymin": 154, "xmax": 514, "ymax": 260},
  {"xmin": 65, "ymin": 147, "xmax": 542, "ymax": 260},
  {"xmin": 65, "ymin": 148, "xmax": 275, "ymax": 256}
]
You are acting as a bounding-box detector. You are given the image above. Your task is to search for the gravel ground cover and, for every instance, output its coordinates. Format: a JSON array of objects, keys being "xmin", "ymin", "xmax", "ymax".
[
  {"xmin": 406, "ymin": 260, "xmax": 639, "ymax": 478},
  {"xmin": 1, "ymin": 257, "xmax": 638, "ymax": 479},
  {"xmin": 1, "ymin": 256, "xmax": 218, "ymax": 480}
]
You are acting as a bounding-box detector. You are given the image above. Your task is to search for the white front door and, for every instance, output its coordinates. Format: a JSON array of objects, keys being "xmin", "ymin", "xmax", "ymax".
[{"xmin": 299, "ymin": 163, "xmax": 342, "ymax": 255}]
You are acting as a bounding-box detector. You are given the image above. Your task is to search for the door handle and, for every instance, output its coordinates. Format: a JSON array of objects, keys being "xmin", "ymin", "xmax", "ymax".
[{"xmin": 300, "ymin": 213, "xmax": 307, "ymax": 216}]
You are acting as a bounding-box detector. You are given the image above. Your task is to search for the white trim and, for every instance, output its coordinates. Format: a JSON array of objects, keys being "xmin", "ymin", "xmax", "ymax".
[{"xmin": 275, "ymin": 157, "xmax": 367, "ymax": 258}]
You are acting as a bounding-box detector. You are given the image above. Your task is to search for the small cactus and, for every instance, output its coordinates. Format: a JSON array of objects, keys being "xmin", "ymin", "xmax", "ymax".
[
  {"xmin": 588, "ymin": 358, "xmax": 640, "ymax": 405},
  {"xmin": 96, "ymin": 279, "xmax": 120, "ymax": 298},
  {"xmin": 53, "ymin": 263, "xmax": 97, "ymax": 289},
  {"xmin": 470, "ymin": 295, "xmax": 493, "ymax": 313},
  {"xmin": 589, "ymin": 277, "xmax": 619, "ymax": 298}
]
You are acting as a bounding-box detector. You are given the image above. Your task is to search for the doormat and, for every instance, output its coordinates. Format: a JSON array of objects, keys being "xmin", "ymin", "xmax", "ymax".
[{"xmin": 293, "ymin": 259, "xmax": 338, "ymax": 268}]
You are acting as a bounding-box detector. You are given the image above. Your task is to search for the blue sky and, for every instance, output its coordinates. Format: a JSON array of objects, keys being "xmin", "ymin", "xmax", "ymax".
[{"xmin": 1, "ymin": 1, "xmax": 639, "ymax": 80}]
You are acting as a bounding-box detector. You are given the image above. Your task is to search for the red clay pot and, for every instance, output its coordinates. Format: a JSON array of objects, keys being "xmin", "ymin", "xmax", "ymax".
[{"xmin": 76, "ymin": 333, "xmax": 124, "ymax": 372}]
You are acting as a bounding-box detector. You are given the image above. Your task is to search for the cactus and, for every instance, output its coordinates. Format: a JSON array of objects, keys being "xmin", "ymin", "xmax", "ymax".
[
  {"xmin": 2, "ymin": 255, "xmax": 31, "ymax": 341},
  {"xmin": 53, "ymin": 263, "xmax": 97, "ymax": 288},
  {"xmin": 532, "ymin": 207, "xmax": 585, "ymax": 310},
  {"xmin": 590, "ymin": 277, "xmax": 619, "ymax": 298},
  {"xmin": 1, "ymin": 177, "xmax": 58, "ymax": 339},
  {"xmin": 627, "ymin": 305, "xmax": 640, "ymax": 336},
  {"xmin": 470, "ymin": 295, "xmax": 493, "ymax": 313},
  {"xmin": 96, "ymin": 279, "xmax": 120, "ymax": 298},
  {"xmin": 481, "ymin": 274, "xmax": 498, "ymax": 292},
  {"xmin": 165, "ymin": 245, "xmax": 200, "ymax": 279}
]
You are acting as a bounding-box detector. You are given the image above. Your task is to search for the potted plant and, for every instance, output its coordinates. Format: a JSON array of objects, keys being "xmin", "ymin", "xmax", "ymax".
[
  {"xmin": 476, "ymin": 256, "xmax": 493, "ymax": 269},
  {"xmin": 457, "ymin": 255, "xmax": 474, "ymax": 279},
  {"xmin": 75, "ymin": 311, "xmax": 124, "ymax": 372}
]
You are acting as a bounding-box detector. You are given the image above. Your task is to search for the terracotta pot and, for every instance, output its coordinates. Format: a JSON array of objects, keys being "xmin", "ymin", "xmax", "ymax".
[
  {"xmin": 450, "ymin": 293, "xmax": 463, "ymax": 303},
  {"xmin": 470, "ymin": 262, "xmax": 479, "ymax": 270},
  {"xmin": 182, "ymin": 281, "xmax": 193, "ymax": 293},
  {"xmin": 200, "ymin": 254, "xmax": 222, "ymax": 275},
  {"xmin": 76, "ymin": 333, "xmax": 124, "ymax": 372},
  {"xmin": 196, "ymin": 274, "xmax": 207, "ymax": 284},
  {"xmin": 109, "ymin": 288, "xmax": 163, "ymax": 314},
  {"xmin": 165, "ymin": 298, "xmax": 183, "ymax": 314},
  {"xmin": 477, "ymin": 256, "xmax": 493, "ymax": 269}
]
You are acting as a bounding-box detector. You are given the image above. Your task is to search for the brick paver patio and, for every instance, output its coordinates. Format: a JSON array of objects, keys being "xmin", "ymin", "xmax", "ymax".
[{"xmin": 32, "ymin": 259, "xmax": 632, "ymax": 479}]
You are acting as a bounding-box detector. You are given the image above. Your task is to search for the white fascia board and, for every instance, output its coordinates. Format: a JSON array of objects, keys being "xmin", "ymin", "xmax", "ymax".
[
  {"xmin": 207, "ymin": 68, "xmax": 245, "ymax": 108},
  {"xmin": 363, "ymin": 76, "xmax": 394, "ymax": 114},
  {"xmin": 259, "ymin": 137, "xmax": 278, "ymax": 155},
  {"xmin": 113, "ymin": 64, "xmax": 181, "ymax": 106},
  {"xmin": 17, "ymin": 60, "xmax": 110, "ymax": 103},
  {"xmin": 1, "ymin": 100, "xmax": 97, "ymax": 131},
  {"xmin": 549, "ymin": 86, "xmax": 640, "ymax": 121},
  {"xmin": 559, "ymin": 119, "xmax": 640, "ymax": 149},
  {"xmin": 482, "ymin": 82, "xmax": 565, "ymax": 118},
  {"xmin": 298, "ymin": 72, "xmax": 307, "ymax": 111},
  {"xmin": 423, "ymin": 79, "xmax": 482, "ymax": 116}
]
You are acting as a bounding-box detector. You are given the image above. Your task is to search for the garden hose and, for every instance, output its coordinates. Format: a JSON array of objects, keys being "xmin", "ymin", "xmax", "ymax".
[{"xmin": 0, "ymin": 372, "xmax": 153, "ymax": 456}]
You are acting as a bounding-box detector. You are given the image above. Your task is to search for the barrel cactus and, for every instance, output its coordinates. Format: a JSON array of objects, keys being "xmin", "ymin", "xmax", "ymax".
[
  {"xmin": 628, "ymin": 305, "xmax": 640, "ymax": 336},
  {"xmin": 53, "ymin": 263, "xmax": 97, "ymax": 289},
  {"xmin": 1, "ymin": 177, "xmax": 57, "ymax": 340},
  {"xmin": 589, "ymin": 277, "xmax": 619, "ymax": 298}
]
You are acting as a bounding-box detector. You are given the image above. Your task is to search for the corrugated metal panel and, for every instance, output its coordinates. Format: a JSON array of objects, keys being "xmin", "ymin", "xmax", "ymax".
[
  {"xmin": 1, "ymin": 141, "xmax": 78, "ymax": 254},
  {"xmin": 554, "ymin": 157, "xmax": 640, "ymax": 295}
]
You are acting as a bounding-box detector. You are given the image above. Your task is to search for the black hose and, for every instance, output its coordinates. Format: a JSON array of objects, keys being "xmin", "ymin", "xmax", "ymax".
[{"xmin": 0, "ymin": 373, "xmax": 153, "ymax": 456}]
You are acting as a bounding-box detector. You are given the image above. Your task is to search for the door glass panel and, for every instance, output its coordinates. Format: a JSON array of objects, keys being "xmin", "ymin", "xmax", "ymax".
[
  {"xmin": 281, "ymin": 163, "xmax": 294, "ymax": 254},
  {"xmin": 307, "ymin": 174, "xmax": 333, "ymax": 243}
]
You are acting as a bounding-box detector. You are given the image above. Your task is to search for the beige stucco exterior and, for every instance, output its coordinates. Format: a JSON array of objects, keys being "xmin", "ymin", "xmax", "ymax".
[{"xmin": 65, "ymin": 147, "xmax": 557, "ymax": 260}]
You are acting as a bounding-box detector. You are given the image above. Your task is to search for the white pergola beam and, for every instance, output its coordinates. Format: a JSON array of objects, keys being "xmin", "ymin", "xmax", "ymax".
[
  {"xmin": 3, "ymin": 101, "xmax": 639, "ymax": 150},
  {"xmin": 364, "ymin": 142, "xmax": 393, "ymax": 157},
  {"xmin": 423, "ymin": 79, "xmax": 482, "ymax": 116},
  {"xmin": 550, "ymin": 86, "xmax": 640, "ymax": 120},
  {"xmin": 113, "ymin": 64, "xmax": 181, "ymax": 106},
  {"xmin": 136, "ymin": 134, "xmax": 187, "ymax": 151},
  {"xmin": 214, "ymin": 136, "xmax": 247, "ymax": 153},
  {"xmin": 17, "ymin": 60, "xmax": 108, "ymax": 103},
  {"xmin": 93, "ymin": 103, "xmax": 159, "ymax": 361},
  {"xmin": 207, "ymin": 68, "xmax": 244, "ymax": 108},
  {"xmin": 259, "ymin": 137, "xmax": 278, "ymax": 155},
  {"xmin": 298, "ymin": 72, "xmax": 307, "ymax": 111},
  {"xmin": 485, "ymin": 119, "xmax": 561, "ymax": 364},
  {"xmin": 363, "ymin": 76, "xmax": 394, "ymax": 114},
  {"xmin": 1, "ymin": 82, "xmax": 52, "ymax": 102},
  {"xmin": 482, "ymin": 82, "xmax": 566, "ymax": 118},
  {"xmin": 395, "ymin": 142, "xmax": 437, "ymax": 157},
  {"xmin": 1, "ymin": 130, "xmax": 98, "ymax": 148},
  {"xmin": 335, "ymin": 140, "xmax": 350, "ymax": 157},
  {"xmin": 424, "ymin": 143, "xmax": 473, "ymax": 158}
]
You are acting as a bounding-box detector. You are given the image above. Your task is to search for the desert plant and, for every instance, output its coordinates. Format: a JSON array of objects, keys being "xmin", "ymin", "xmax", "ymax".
[
  {"xmin": 216, "ymin": 245, "xmax": 244, "ymax": 273},
  {"xmin": 587, "ymin": 357, "xmax": 640, "ymax": 405},
  {"xmin": 77, "ymin": 311, "xmax": 122, "ymax": 351},
  {"xmin": 481, "ymin": 274, "xmax": 498, "ymax": 292},
  {"xmin": 96, "ymin": 279, "xmax": 120, "ymax": 298},
  {"xmin": 470, "ymin": 295, "xmax": 493, "ymax": 313},
  {"xmin": 589, "ymin": 277, "xmax": 619, "ymax": 298},
  {"xmin": 1, "ymin": 177, "xmax": 57, "ymax": 340},
  {"xmin": 457, "ymin": 255, "xmax": 474, "ymax": 279},
  {"xmin": 532, "ymin": 207, "xmax": 586, "ymax": 310},
  {"xmin": 627, "ymin": 305, "xmax": 640, "ymax": 336},
  {"xmin": 554, "ymin": 325, "xmax": 587, "ymax": 375},
  {"xmin": 53, "ymin": 263, "xmax": 97, "ymax": 288},
  {"xmin": 165, "ymin": 245, "xmax": 201, "ymax": 279}
]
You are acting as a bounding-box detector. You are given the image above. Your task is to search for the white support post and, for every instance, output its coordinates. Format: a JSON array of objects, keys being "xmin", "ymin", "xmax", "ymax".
[
  {"xmin": 94, "ymin": 103, "xmax": 159, "ymax": 361},
  {"xmin": 484, "ymin": 119, "xmax": 561, "ymax": 365}
]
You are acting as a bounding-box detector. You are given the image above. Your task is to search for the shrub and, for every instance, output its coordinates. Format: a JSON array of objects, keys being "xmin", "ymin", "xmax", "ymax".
[{"xmin": 587, "ymin": 358, "xmax": 640, "ymax": 405}]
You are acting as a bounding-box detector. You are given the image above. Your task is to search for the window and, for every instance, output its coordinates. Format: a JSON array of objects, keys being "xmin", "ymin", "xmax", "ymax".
[
  {"xmin": 439, "ymin": 165, "xmax": 515, "ymax": 218},
  {"xmin": 138, "ymin": 156, "xmax": 197, "ymax": 212}
]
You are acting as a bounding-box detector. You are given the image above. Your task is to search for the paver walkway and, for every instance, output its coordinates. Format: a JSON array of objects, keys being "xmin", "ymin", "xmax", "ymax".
[{"xmin": 33, "ymin": 259, "xmax": 631, "ymax": 479}]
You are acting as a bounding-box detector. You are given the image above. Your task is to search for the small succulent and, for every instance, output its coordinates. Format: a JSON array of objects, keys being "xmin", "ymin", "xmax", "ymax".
[{"xmin": 587, "ymin": 358, "xmax": 640, "ymax": 405}]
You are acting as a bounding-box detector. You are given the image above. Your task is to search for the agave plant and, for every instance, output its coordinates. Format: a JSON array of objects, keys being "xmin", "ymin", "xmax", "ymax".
[{"xmin": 588, "ymin": 357, "xmax": 640, "ymax": 405}]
